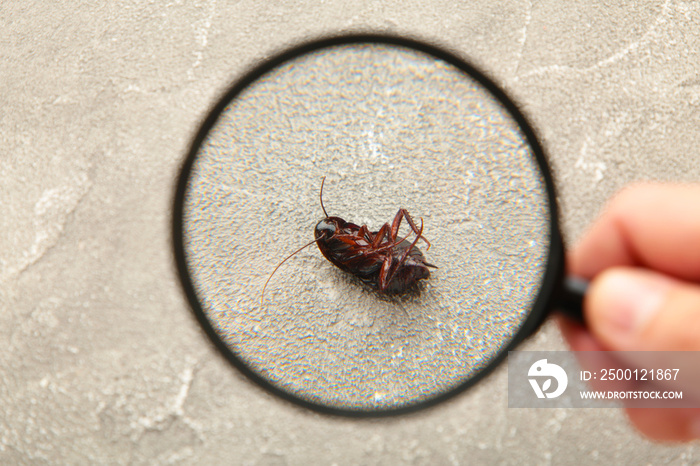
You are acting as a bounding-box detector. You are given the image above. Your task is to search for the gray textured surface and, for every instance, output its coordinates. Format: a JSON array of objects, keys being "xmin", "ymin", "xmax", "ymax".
[{"xmin": 2, "ymin": 0, "xmax": 699, "ymax": 464}]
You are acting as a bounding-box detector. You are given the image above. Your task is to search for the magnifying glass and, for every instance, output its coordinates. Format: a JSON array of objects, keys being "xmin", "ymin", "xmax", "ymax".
[{"xmin": 173, "ymin": 34, "xmax": 586, "ymax": 416}]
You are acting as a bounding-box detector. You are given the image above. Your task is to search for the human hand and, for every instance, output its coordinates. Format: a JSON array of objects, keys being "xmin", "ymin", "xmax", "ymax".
[{"xmin": 559, "ymin": 182, "xmax": 700, "ymax": 442}]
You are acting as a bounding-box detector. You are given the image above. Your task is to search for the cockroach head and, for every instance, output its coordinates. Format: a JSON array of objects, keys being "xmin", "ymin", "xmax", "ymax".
[{"xmin": 314, "ymin": 218, "xmax": 336, "ymax": 239}]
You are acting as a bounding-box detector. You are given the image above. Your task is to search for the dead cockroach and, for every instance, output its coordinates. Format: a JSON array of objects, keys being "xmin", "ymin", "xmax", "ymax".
[{"xmin": 261, "ymin": 178, "xmax": 436, "ymax": 303}]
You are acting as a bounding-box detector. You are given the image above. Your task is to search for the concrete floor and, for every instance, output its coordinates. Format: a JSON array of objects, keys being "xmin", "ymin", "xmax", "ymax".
[{"xmin": 2, "ymin": 1, "xmax": 700, "ymax": 464}]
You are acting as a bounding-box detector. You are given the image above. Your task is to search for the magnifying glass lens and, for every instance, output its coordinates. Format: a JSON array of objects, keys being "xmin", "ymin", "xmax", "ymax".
[{"xmin": 175, "ymin": 37, "xmax": 558, "ymax": 415}]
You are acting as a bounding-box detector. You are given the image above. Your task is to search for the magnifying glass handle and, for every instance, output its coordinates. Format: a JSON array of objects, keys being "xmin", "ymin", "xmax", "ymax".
[{"xmin": 556, "ymin": 276, "xmax": 588, "ymax": 323}]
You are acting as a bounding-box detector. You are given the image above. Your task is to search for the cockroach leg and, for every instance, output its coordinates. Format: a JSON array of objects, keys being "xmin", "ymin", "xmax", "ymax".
[
  {"xmin": 384, "ymin": 218, "xmax": 426, "ymax": 287},
  {"xmin": 390, "ymin": 209, "xmax": 431, "ymax": 250}
]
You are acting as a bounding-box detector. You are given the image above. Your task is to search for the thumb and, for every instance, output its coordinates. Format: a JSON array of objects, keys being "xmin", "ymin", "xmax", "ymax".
[{"xmin": 586, "ymin": 267, "xmax": 700, "ymax": 351}]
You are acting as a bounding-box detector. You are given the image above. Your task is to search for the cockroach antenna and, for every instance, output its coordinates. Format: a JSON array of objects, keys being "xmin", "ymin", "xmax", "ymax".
[
  {"xmin": 261, "ymin": 176, "xmax": 333, "ymax": 305},
  {"xmin": 260, "ymin": 237, "xmax": 321, "ymax": 305},
  {"xmin": 319, "ymin": 176, "xmax": 329, "ymax": 218}
]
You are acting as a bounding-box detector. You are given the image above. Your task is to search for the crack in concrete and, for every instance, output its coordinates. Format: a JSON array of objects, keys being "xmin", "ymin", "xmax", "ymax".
[
  {"xmin": 187, "ymin": 0, "xmax": 217, "ymax": 81},
  {"xmin": 574, "ymin": 136, "xmax": 607, "ymax": 185},
  {"xmin": 173, "ymin": 359, "xmax": 197, "ymax": 417},
  {"xmin": 2, "ymin": 155, "xmax": 97, "ymax": 284},
  {"xmin": 132, "ymin": 357, "xmax": 204, "ymax": 439},
  {"xmin": 513, "ymin": 0, "xmax": 672, "ymax": 82},
  {"xmin": 512, "ymin": 0, "xmax": 533, "ymax": 79}
]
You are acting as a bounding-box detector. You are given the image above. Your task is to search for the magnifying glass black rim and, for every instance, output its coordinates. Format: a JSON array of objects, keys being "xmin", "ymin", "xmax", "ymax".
[{"xmin": 172, "ymin": 33, "xmax": 564, "ymax": 418}]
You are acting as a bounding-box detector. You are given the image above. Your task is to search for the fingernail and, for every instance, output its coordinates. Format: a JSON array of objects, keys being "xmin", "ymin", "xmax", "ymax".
[{"xmin": 594, "ymin": 270, "xmax": 671, "ymax": 338}]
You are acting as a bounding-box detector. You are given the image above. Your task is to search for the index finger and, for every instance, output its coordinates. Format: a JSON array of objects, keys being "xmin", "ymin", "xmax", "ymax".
[{"xmin": 570, "ymin": 183, "xmax": 700, "ymax": 282}]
